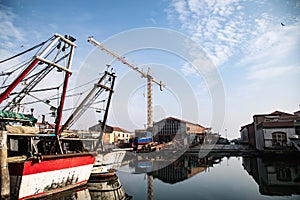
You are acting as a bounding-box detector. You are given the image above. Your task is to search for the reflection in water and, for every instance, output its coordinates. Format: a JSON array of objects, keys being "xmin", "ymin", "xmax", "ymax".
[
  {"xmin": 36, "ymin": 175, "xmax": 132, "ymax": 200},
  {"xmin": 127, "ymin": 153, "xmax": 300, "ymax": 199},
  {"xmin": 37, "ymin": 154, "xmax": 300, "ymax": 199},
  {"xmin": 243, "ymin": 156, "xmax": 300, "ymax": 196},
  {"xmin": 36, "ymin": 186, "xmax": 91, "ymax": 200},
  {"xmin": 150, "ymin": 155, "xmax": 221, "ymax": 184},
  {"xmin": 88, "ymin": 175, "xmax": 132, "ymax": 200},
  {"xmin": 128, "ymin": 154, "xmax": 223, "ymax": 184}
]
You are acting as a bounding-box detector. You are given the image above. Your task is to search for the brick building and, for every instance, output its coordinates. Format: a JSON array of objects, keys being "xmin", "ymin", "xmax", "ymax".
[
  {"xmin": 89, "ymin": 124, "xmax": 131, "ymax": 144},
  {"xmin": 240, "ymin": 111, "xmax": 300, "ymax": 151},
  {"xmin": 152, "ymin": 117, "xmax": 207, "ymax": 143}
]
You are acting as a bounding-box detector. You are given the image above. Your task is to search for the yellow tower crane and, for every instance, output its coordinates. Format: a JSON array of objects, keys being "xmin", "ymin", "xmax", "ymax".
[
  {"xmin": 88, "ymin": 36, "xmax": 164, "ymax": 200},
  {"xmin": 87, "ymin": 36, "xmax": 165, "ymax": 128}
]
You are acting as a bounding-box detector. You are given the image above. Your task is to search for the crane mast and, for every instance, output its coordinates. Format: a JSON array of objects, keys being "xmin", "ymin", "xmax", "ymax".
[{"xmin": 87, "ymin": 36, "xmax": 165, "ymax": 128}]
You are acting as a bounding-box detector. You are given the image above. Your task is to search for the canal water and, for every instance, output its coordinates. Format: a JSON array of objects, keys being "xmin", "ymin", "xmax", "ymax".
[
  {"xmin": 117, "ymin": 155, "xmax": 300, "ymax": 200},
  {"xmin": 40, "ymin": 153, "xmax": 300, "ymax": 200}
]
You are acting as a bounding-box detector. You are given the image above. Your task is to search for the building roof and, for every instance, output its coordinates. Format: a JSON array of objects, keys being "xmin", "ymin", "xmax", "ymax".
[
  {"xmin": 242, "ymin": 110, "xmax": 300, "ymax": 131},
  {"xmin": 112, "ymin": 126, "xmax": 130, "ymax": 133},
  {"xmin": 155, "ymin": 116, "xmax": 205, "ymax": 128},
  {"xmin": 270, "ymin": 110, "xmax": 295, "ymax": 116},
  {"xmin": 252, "ymin": 110, "xmax": 300, "ymax": 129},
  {"xmin": 254, "ymin": 110, "xmax": 295, "ymax": 117},
  {"xmin": 89, "ymin": 123, "xmax": 130, "ymax": 133},
  {"xmin": 240, "ymin": 122, "xmax": 253, "ymax": 131},
  {"xmin": 260, "ymin": 121, "xmax": 295, "ymax": 128},
  {"xmin": 294, "ymin": 110, "xmax": 300, "ymax": 116}
]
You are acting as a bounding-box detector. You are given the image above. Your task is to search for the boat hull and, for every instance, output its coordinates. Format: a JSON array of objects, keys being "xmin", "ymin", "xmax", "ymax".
[
  {"xmin": 9, "ymin": 152, "xmax": 96, "ymax": 199},
  {"xmin": 137, "ymin": 137, "xmax": 152, "ymax": 145},
  {"xmin": 91, "ymin": 151, "xmax": 126, "ymax": 176}
]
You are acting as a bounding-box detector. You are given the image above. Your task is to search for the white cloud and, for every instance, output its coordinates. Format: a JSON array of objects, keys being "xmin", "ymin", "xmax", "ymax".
[
  {"xmin": 246, "ymin": 65, "xmax": 299, "ymax": 80},
  {"xmin": 166, "ymin": 0, "xmax": 300, "ymax": 68},
  {"xmin": 167, "ymin": 0, "xmax": 250, "ymax": 66},
  {"xmin": 239, "ymin": 23, "xmax": 300, "ymax": 81},
  {"xmin": 167, "ymin": 0, "xmax": 300, "ymax": 76},
  {"xmin": 149, "ymin": 18, "xmax": 157, "ymax": 25},
  {"xmin": 166, "ymin": 0, "xmax": 300, "ymax": 137},
  {"xmin": 180, "ymin": 62, "xmax": 199, "ymax": 77},
  {"xmin": 0, "ymin": 5, "xmax": 25, "ymax": 50}
]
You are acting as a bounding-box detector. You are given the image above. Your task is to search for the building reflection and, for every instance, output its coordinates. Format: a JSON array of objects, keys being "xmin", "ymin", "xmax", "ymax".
[
  {"xmin": 243, "ymin": 156, "xmax": 300, "ymax": 196},
  {"xmin": 151, "ymin": 154, "xmax": 221, "ymax": 184},
  {"xmin": 129, "ymin": 154, "xmax": 222, "ymax": 184}
]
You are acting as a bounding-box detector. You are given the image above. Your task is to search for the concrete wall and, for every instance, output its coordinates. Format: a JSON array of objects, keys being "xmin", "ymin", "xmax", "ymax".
[
  {"xmin": 255, "ymin": 129, "xmax": 265, "ymax": 151},
  {"xmin": 263, "ymin": 128, "xmax": 295, "ymax": 147},
  {"xmin": 248, "ymin": 124, "xmax": 256, "ymax": 148},
  {"xmin": 255, "ymin": 127, "xmax": 295, "ymax": 150},
  {"xmin": 186, "ymin": 123, "xmax": 205, "ymax": 134},
  {"xmin": 240, "ymin": 127, "xmax": 249, "ymax": 143},
  {"xmin": 114, "ymin": 131, "xmax": 130, "ymax": 143}
]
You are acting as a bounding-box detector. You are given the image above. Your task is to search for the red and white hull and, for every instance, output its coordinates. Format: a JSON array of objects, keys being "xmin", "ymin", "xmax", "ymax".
[{"xmin": 9, "ymin": 153, "xmax": 96, "ymax": 199}]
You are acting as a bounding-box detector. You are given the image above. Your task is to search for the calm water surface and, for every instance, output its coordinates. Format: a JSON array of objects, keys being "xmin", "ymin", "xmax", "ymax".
[
  {"xmin": 117, "ymin": 155, "xmax": 300, "ymax": 200},
  {"xmin": 39, "ymin": 154, "xmax": 300, "ymax": 200}
]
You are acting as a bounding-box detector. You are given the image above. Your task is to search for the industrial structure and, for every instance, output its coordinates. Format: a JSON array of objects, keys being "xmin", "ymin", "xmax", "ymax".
[
  {"xmin": 87, "ymin": 36, "xmax": 165, "ymax": 128},
  {"xmin": 87, "ymin": 36, "xmax": 166, "ymax": 200},
  {"xmin": 152, "ymin": 116, "xmax": 207, "ymax": 144}
]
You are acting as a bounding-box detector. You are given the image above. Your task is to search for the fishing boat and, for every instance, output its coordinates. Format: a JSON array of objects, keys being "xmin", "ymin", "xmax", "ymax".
[
  {"xmin": 7, "ymin": 135, "xmax": 96, "ymax": 199},
  {"xmin": 62, "ymin": 137, "xmax": 126, "ymax": 178},
  {"xmin": 0, "ymin": 34, "xmax": 96, "ymax": 199},
  {"xmin": 90, "ymin": 150, "xmax": 126, "ymax": 178},
  {"xmin": 57, "ymin": 63, "xmax": 126, "ymax": 178}
]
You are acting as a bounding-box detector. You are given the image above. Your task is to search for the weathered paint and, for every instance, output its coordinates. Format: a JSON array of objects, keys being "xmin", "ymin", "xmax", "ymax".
[
  {"xmin": 0, "ymin": 131, "xmax": 10, "ymax": 199},
  {"xmin": 9, "ymin": 153, "xmax": 96, "ymax": 199},
  {"xmin": 91, "ymin": 151, "xmax": 125, "ymax": 175},
  {"xmin": 22, "ymin": 165, "xmax": 92, "ymax": 199},
  {"xmin": 255, "ymin": 127, "xmax": 296, "ymax": 150}
]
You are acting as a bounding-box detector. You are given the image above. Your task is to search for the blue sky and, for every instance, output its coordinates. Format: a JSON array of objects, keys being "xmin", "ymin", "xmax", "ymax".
[{"xmin": 1, "ymin": 0, "xmax": 300, "ymax": 139}]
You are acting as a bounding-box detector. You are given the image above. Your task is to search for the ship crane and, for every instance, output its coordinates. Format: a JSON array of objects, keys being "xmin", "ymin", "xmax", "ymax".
[{"xmin": 88, "ymin": 36, "xmax": 165, "ymax": 128}]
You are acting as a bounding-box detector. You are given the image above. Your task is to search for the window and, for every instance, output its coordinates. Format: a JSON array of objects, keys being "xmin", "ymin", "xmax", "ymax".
[
  {"xmin": 10, "ymin": 138, "xmax": 18, "ymax": 151},
  {"xmin": 276, "ymin": 167, "xmax": 291, "ymax": 182},
  {"xmin": 272, "ymin": 132, "xmax": 287, "ymax": 146}
]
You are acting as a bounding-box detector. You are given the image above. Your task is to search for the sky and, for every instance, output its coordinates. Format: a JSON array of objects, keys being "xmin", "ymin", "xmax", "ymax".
[{"xmin": 0, "ymin": 0, "xmax": 300, "ymax": 139}]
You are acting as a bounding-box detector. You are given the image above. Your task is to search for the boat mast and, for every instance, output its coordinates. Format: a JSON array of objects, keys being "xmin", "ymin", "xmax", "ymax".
[
  {"xmin": 0, "ymin": 33, "xmax": 77, "ymax": 154},
  {"xmin": 94, "ymin": 71, "xmax": 116, "ymax": 152},
  {"xmin": 55, "ymin": 39, "xmax": 75, "ymax": 136},
  {"xmin": 0, "ymin": 36, "xmax": 59, "ymax": 103}
]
